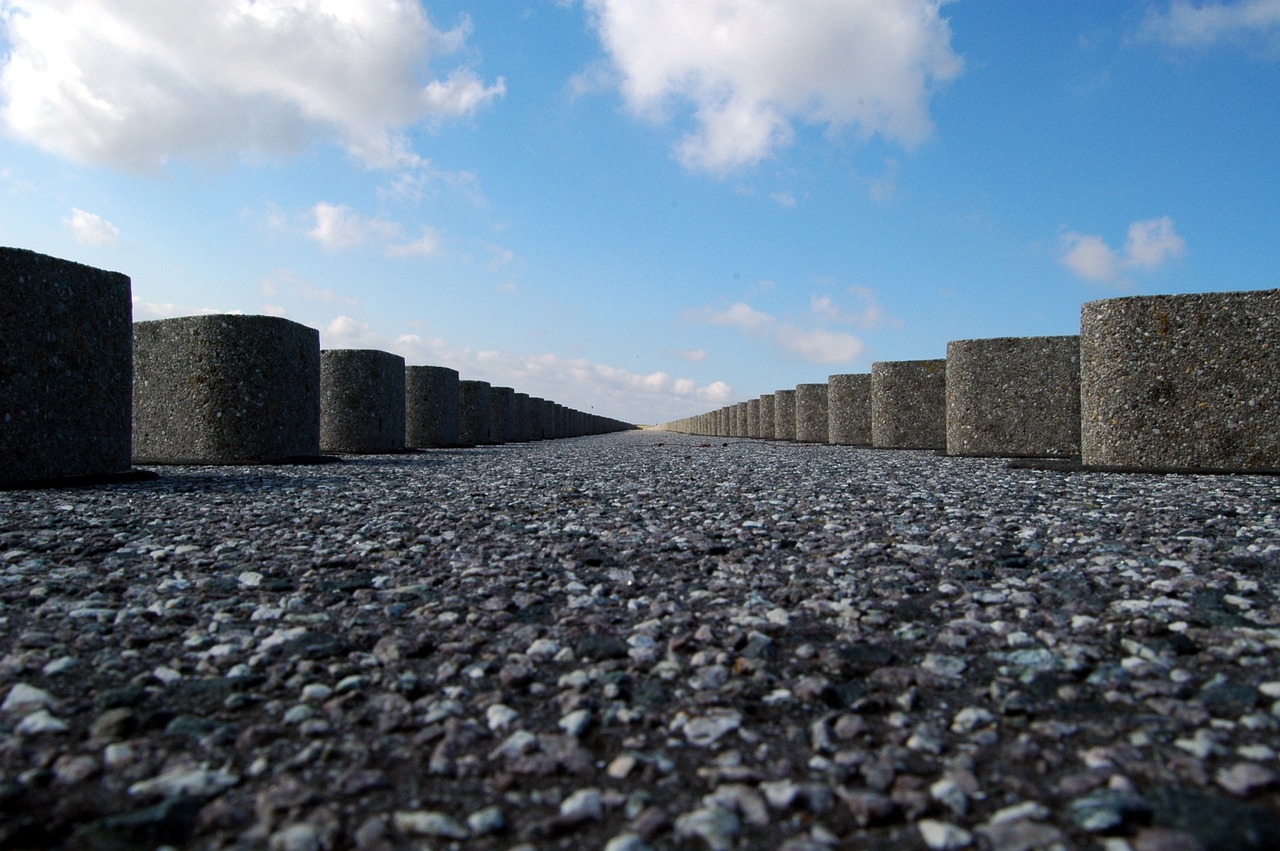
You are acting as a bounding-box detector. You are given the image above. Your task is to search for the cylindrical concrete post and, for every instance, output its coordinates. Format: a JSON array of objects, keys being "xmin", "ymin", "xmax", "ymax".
[
  {"xmin": 489, "ymin": 386, "xmax": 514, "ymax": 445},
  {"xmin": 774, "ymin": 390, "xmax": 797, "ymax": 441},
  {"xmin": 528, "ymin": 397, "xmax": 545, "ymax": 441},
  {"xmin": 406, "ymin": 365, "xmax": 460, "ymax": 448},
  {"xmin": 541, "ymin": 400, "xmax": 556, "ymax": 440},
  {"xmin": 795, "ymin": 383, "xmax": 830, "ymax": 444},
  {"xmin": 946, "ymin": 336, "xmax": 1080, "ymax": 458},
  {"xmin": 732, "ymin": 402, "xmax": 748, "ymax": 437},
  {"xmin": 1, "ymin": 248, "xmax": 133, "ymax": 484},
  {"xmin": 513, "ymin": 392, "xmax": 531, "ymax": 441},
  {"xmin": 458, "ymin": 380, "xmax": 493, "ymax": 446},
  {"xmin": 133, "ymin": 315, "xmax": 320, "ymax": 464},
  {"xmin": 747, "ymin": 398, "xmax": 761, "ymax": 439},
  {"xmin": 871, "ymin": 359, "xmax": 947, "ymax": 449},
  {"xmin": 320, "ymin": 349, "xmax": 406, "ymax": 454},
  {"xmin": 759, "ymin": 394, "xmax": 776, "ymax": 440},
  {"xmin": 1081, "ymin": 289, "xmax": 1280, "ymax": 471},
  {"xmin": 828, "ymin": 374, "xmax": 872, "ymax": 446}
]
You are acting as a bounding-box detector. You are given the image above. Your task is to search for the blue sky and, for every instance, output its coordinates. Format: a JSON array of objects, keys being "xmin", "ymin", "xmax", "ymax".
[{"xmin": 2, "ymin": 1, "xmax": 1278, "ymax": 424}]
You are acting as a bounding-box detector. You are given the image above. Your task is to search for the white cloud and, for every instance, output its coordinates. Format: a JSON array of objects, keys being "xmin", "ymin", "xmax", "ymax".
[
  {"xmin": 695, "ymin": 293, "xmax": 880, "ymax": 364},
  {"xmin": 0, "ymin": 0, "xmax": 505, "ymax": 172},
  {"xmin": 63, "ymin": 207, "xmax": 119, "ymax": 245},
  {"xmin": 582, "ymin": 0, "xmax": 963, "ymax": 173},
  {"xmin": 387, "ymin": 226, "xmax": 442, "ymax": 259},
  {"xmin": 130, "ymin": 296, "xmax": 233, "ymax": 319},
  {"xmin": 323, "ymin": 315, "xmax": 382, "ymax": 348},
  {"xmin": 674, "ymin": 347, "xmax": 708, "ymax": 362},
  {"xmin": 1141, "ymin": 0, "xmax": 1280, "ymax": 50},
  {"xmin": 1058, "ymin": 216, "xmax": 1186, "ymax": 284},
  {"xmin": 259, "ymin": 269, "xmax": 358, "ymax": 307}
]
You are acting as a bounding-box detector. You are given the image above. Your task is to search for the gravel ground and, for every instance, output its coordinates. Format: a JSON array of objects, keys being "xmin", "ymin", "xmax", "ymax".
[{"xmin": 2, "ymin": 428, "xmax": 1280, "ymax": 851}]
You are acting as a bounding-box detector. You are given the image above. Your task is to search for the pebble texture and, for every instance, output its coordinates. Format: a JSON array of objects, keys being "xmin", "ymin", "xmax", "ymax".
[
  {"xmin": 319, "ymin": 349, "xmax": 406, "ymax": 455},
  {"xmin": 3, "ymin": 429, "xmax": 1279, "ymax": 850},
  {"xmin": 872, "ymin": 359, "xmax": 948, "ymax": 450},
  {"xmin": 405, "ymin": 366, "xmax": 460, "ymax": 449},
  {"xmin": 946, "ymin": 336, "xmax": 1080, "ymax": 459},
  {"xmin": 133, "ymin": 315, "xmax": 320, "ymax": 464},
  {"xmin": 828, "ymin": 374, "xmax": 872, "ymax": 446},
  {"xmin": 1081, "ymin": 289, "xmax": 1280, "ymax": 471},
  {"xmin": 458, "ymin": 381, "xmax": 493, "ymax": 447},
  {"xmin": 796, "ymin": 384, "xmax": 830, "ymax": 444},
  {"xmin": 759, "ymin": 395, "xmax": 776, "ymax": 440},
  {"xmin": 0, "ymin": 248, "xmax": 133, "ymax": 483},
  {"xmin": 774, "ymin": 390, "xmax": 797, "ymax": 441}
]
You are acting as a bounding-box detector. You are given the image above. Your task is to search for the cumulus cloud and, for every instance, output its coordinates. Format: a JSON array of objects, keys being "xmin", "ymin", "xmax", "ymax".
[
  {"xmin": 0, "ymin": 0, "xmax": 505, "ymax": 172},
  {"xmin": 1141, "ymin": 0, "xmax": 1280, "ymax": 51},
  {"xmin": 582, "ymin": 0, "xmax": 963, "ymax": 173},
  {"xmin": 63, "ymin": 207, "xmax": 119, "ymax": 245},
  {"xmin": 695, "ymin": 290, "xmax": 889, "ymax": 364},
  {"xmin": 1059, "ymin": 216, "xmax": 1186, "ymax": 284},
  {"xmin": 303, "ymin": 202, "xmax": 439, "ymax": 258}
]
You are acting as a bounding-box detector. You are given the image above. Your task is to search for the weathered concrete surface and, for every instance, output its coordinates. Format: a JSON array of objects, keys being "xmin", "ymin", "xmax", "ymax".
[
  {"xmin": 1, "ymin": 248, "xmax": 133, "ymax": 483},
  {"xmin": 774, "ymin": 389, "xmax": 797, "ymax": 441},
  {"xmin": 827, "ymin": 373, "xmax": 871, "ymax": 446},
  {"xmin": 406, "ymin": 366, "xmax": 461, "ymax": 448},
  {"xmin": 795, "ymin": 383, "xmax": 829, "ymax": 444},
  {"xmin": 759, "ymin": 394, "xmax": 776, "ymax": 440},
  {"xmin": 871, "ymin": 359, "xmax": 947, "ymax": 449},
  {"xmin": 459, "ymin": 380, "xmax": 493, "ymax": 446},
  {"xmin": 1081, "ymin": 289, "xmax": 1280, "ymax": 471},
  {"xmin": 133, "ymin": 315, "xmax": 320, "ymax": 464},
  {"xmin": 320, "ymin": 349, "xmax": 406, "ymax": 454},
  {"xmin": 946, "ymin": 336, "xmax": 1080, "ymax": 459}
]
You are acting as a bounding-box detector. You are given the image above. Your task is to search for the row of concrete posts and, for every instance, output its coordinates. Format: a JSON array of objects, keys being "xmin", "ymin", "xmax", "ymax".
[
  {"xmin": 662, "ymin": 288, "xmax": 1280, "ymax": 473},
  {"xmin": 1, "ymin": 248, "xmax": 633, "ymax": 484}
]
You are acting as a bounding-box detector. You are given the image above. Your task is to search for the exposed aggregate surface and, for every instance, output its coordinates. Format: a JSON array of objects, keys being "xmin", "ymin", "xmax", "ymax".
[{"xmin": 2, "ymin": 429, "xmax": 1280, "ymax": 850}]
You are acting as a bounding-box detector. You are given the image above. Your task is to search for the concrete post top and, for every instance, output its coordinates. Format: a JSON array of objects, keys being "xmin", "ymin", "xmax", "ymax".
[
  {"xmin": 1081, "ymin": 286, "xmax": 1280, "ymax": 314},
  {"xmin": 828, "ymin": 373, "xmax": 870, "ymax": 383},
  {"xmin": 872, "ymin": 359, "xmax": 946, "ymax": 376},
  {"xmin": 322, "ymin": 347, "xmax": 405, "ymax": 361},
  {"xmin": 795, "ymin": 383, "xmax": 828, "ymax": 390},
  {"xmin": 406, "ymin": 364, "xmax": 459, "ymax": 377},
  {"xmin": 135, "ymin": 313, "xmax": 316, "ymax": 337},
  {"xmin": 946, "ymin": 335, "xmax": 1078, "ymax": 351}
]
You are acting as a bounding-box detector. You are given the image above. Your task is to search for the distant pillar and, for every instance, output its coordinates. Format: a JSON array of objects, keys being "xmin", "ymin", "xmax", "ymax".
[
  {"xmin": 528, "ymin": 397, "xmax": 545, "ymax": 441},
  {"xmin": 1081, "ymin": 289, "xmax": 1280, "ymax": 471},
  {"xmin": 774, "ymin": 390, "xmax": 797, "ymax": 441},
  {"xmin": 946, "ymin": 336, "xmax": 1079, "ymax": 458},
  {"xmin": 320, "ymin": 349, "xmax": 406, "ymax": 454},
  {"xmin": 828, "ymin": 374, "xmax": 872, "ymax": 446},
  {"xmin": 759, "ymin": 394, "xmax": 776, "ymax": 440},
  {"xmin": 541, "ymin": 400, "xmax": 556, "ymax": 440},
  {"xmin": 514, "ymin": 392, "xmax": 532, "ymax": 441},
  {"xmin": 747, "ymin": 398, "xmax": 762, "ymax": 439},
  {"xmin": 489, "ymin": 386, "xmax": 514, "ymax": 445},
  {"xmin": 458, "ymin": 380, "xmax": 493, "ymax": 446},
  {"xmin": 133, "ymin": 315, "xmax": 320, "ymax": 464},
  {"xmin": 795, "ymin": 383, "xmax": 830, "ymax": 444},
  {"xmin": 871, "ymin": 359, "xmax": 947, "ymax": 449},
  {"xmin": 405, "ymin": 365, "xmax": 460, "ymax": 448}
]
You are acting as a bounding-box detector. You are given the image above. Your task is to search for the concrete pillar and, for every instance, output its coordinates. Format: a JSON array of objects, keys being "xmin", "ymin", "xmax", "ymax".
[
  {"xmin": 946, "ymin": 336, "xmax": 1080, "ymax": 458},
  {"xmin": 828, "ymin": 374, "xmax": 872, "ymax": 446},
  {"xmin": 541, "ymin": 400, "xmax": 556, "ymax": 440},
  {"xmin": 489, "ymin": 386, "xmax": 514, "ymax": 445},
  {"xmin": 513, "ymin": 392, "xmax": 531, "ymax": 441},
  {"xmin": 871, "ymin": 359, "xmax": 947, "ymax": 449},
  {"xmin": 732, "ymin": 402, "xmax": 748, "ymax": 437},
  {"xmin": 1, "ymin": 248, "xmax": 133, "ymax": 484},
  {"xmin": 747, "ymin": 398, "xmax": 762, "ymax": 438},
  {"xmin": 759, "ymin": 394, "xmax": 776, "ymax": 440},
  {"xmin": 133, "ymin": 315, "xmax": 319, "ymax": 464},
  {"xmin": 406, "ymin": 365, "xmax": 460, "ymax": 448},
  {"xmin": 320, "ymin": 349, "xmax": 406, "ymax": 454},
  {"xmin": 795, "ymin": 383, "xmax": 830, "ymax": 444},
  {"xmin": 774, "ymin": 390, "xmax": 797, "ymax": 441},
  {"xmin": 458, "ymin": 380, "xmax": 493, "ymax": 446},
  {"xmin": 1081, "ymin": 289, "xmax": 1280, "ymax": 471},
  {"xmin": 528, "ymin": 397, "xmax": 545, "ymax": 441}
]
